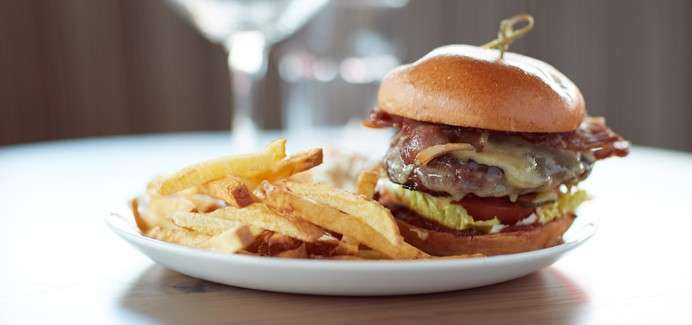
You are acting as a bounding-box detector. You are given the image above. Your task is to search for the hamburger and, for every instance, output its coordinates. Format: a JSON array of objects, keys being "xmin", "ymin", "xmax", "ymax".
[{"xmin": 364, "ymin": 45, "xmax": 629, "ymax": 256}]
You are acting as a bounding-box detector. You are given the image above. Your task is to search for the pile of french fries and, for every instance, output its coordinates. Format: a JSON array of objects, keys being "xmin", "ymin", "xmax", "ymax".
[{"xmin": 132, "ymin": 139, "xmax": 430, "ymax": 260}]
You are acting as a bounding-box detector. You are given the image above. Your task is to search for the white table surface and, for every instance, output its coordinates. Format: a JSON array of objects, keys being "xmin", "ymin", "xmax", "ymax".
[{"xmin": 1, "ymin": 129, "xmax": 691, "ymax": 324}]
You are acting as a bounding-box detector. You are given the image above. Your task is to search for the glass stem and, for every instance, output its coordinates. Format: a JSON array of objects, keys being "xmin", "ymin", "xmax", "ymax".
[{"xmin": 225, "ymin": 31, "xmax": 269, "ymax": 149}]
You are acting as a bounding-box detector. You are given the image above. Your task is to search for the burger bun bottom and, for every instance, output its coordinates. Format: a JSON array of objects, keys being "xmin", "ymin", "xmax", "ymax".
[{"xmin": 396, "ymin": 214, "xmax": 576, "ymax": 256}]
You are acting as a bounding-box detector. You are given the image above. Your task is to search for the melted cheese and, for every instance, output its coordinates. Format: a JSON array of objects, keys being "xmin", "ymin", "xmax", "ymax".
[{"xmin": 451, "ymin": 135, "xmax": 585, "ymax": 190}]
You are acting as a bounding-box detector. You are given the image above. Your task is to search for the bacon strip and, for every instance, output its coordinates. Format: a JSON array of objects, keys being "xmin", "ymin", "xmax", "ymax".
[
  {"xmin": 519, "ymin": 117, "xmax": 630, "ymax": 159},
  {"xmin": 365, "ymin": 110, "xmax": 629, "ymax": 160}
]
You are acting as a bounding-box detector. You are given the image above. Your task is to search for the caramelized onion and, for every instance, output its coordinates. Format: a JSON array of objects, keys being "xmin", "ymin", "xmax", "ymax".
[{"xmin": 414, "ymin": 143, "xmax": 475, "ymax": 166}]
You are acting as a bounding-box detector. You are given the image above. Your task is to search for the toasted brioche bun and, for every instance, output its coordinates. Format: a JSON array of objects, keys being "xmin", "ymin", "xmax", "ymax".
[
  {"xmin": 396, "ymin": 213, "xmax": 575, "ymax": 256},
  {"xmin": 377, "ymin": 45, "xmax": 585, "ymax": 133}
]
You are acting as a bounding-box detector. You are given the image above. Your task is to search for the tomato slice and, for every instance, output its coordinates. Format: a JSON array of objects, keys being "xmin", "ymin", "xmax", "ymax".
[{"xmin": 455, "ymin": 195, "xmax": 534, "ymax": 225}]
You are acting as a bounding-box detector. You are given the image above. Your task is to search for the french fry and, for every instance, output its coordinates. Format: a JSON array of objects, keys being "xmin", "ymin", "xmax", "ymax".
[
  {"xmin": 282, "ymin": 181, "xmax": 403, "ymax": 245},
  {"xmin": 286, "ymin": 170, "xmax": 313, "ymax": 183},
  {"xmin": 158, "ymin": 139, "xmax": 287, "ymax": 195},
  {"xmin": 198, "ymin": 176, "xmax": 254, "ymax": 207},
  {"xmin": 264, "ymin": 148, "xmax": 323, "ymax": 182},
  {"xmin": 341, "ymin": 235, "xmax": 360, "ymax": 245},
  {"xmin": 146, "ymin": 223, "xmax": 257, "ymax": 254},
  {"xmin": 185, "ymin": 194, "xmax": 223, "ymax": 213},
  {"xmin": 355, "ymin": 170, "xmax": 379, "ymax": 199},
  {"xmin": 171, "ymin": 211, "xmax": 254, "ymax": 236},
  {"xmin": 130, "ymin": 198, "xmax": 150, "ymax": 233},
  {"xmin": 145, "ymin": 193, "xmax": 220, "ymax": 226},
  {"xmin": 329, "ymin": 255, "xmax": 365, "ymax": 260},
  {"xmin": 276, "ymin": 244, "xmax": 308, "ymax": 258},
  {"xmin": 135, "ymin": 139, "xmax": 440, "ymax": 260},
  {"xmin": 142, "ymin": 195, "xmax": 193, "ymax": 229},
  {"xmin": 200, "ymin": 225, "xmax": 260, "ymax": 254},
  {"xmin": 336, "ymin": 235, "xmax": 360, "ymax": 255},
  {"xmin": 303, "ymin": 239, "xmax": 341, "ymax": 257},
  {"xmin": 259, "ymin": 182, "xmax": 428, "ymax": 259},
  {"xmin": 207, "ymin": 204, "xmax": 326, "ymax": 242},
  {"xmin": 249, "ymin": 231, "xmax": 305, "ymax": 256},
  {"xmin": 145, "ymin": 226, "xmax": 211, "ymax": 247},
  {"xmin": 147, "ymin": 195, "xmax": 194, "ymax": 217},
  {"xmin": 146, "ymin": 176, "xmax": 166, "ymax": 196},
  {"xmin": 355, "ymin": 249, "xmax": 391, "ymax": 260}
]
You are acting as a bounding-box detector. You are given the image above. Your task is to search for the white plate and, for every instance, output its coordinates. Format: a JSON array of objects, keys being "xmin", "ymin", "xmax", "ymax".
[{"xmin": 106, "ymin": 211, "xmax": 596, "ymax": 296}]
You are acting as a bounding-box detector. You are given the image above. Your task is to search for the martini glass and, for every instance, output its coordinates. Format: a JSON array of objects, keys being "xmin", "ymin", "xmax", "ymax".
[{"xmin": 166, "ymin": 0, "xmax": 328, "ymax": 149}]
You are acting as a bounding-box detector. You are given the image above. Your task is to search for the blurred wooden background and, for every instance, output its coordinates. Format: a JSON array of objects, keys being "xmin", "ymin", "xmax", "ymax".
[{"xmin": 1, "ymin": 0, "xmax": 691, "ymax": 151}]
